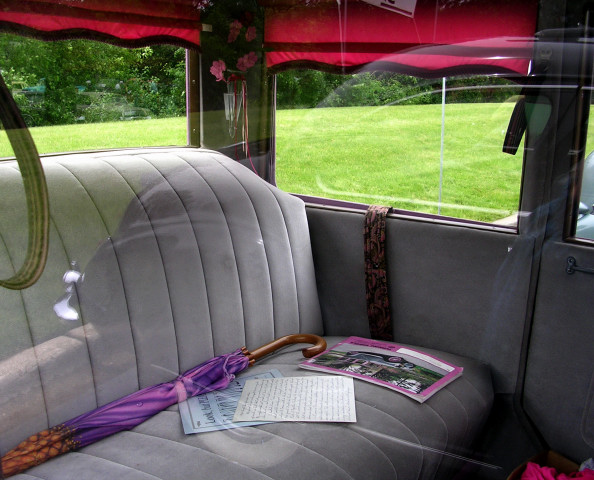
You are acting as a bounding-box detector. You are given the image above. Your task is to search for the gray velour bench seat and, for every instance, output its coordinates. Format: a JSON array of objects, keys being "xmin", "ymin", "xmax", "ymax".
[{"xmin": 0, "ymin": 148, "xmax": 493, "ymax": 479}]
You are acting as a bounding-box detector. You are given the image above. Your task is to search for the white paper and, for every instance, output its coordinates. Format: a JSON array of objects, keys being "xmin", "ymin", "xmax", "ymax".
[
  {"xmin": 361, "ymin": 0, "xmax": 417, "ymax": 17},
  {"xmin": 179, "ymin": 369, "xmax": 283, "ymax": 434},
  {"xmin": 233, "ymin": 376, "xmax": 356, "ymax": 423}
]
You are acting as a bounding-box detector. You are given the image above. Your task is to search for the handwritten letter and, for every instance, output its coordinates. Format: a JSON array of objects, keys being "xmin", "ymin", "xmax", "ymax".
[{"xmin": 233, "ymin": 376, "xmax": 356, "ymax": 423}]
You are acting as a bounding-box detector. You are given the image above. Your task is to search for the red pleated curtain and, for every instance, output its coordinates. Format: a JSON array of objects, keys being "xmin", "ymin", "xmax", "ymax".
[
  {"xmin": 0, "ymin": 0, "xmax": 204, "ymax": 47},
  {"xmin": 0, "ymin": 1, "xmax": 538, "ymax": 74},
  {"xmin": 262, "ymin": 0, "xmax": 539, "ymax": 76}
]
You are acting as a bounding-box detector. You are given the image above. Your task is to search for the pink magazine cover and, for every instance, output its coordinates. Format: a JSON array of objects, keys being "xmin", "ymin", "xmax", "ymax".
[{"xmin": 299, "ymin": 336, "xmax": 463, "ymax": 403}]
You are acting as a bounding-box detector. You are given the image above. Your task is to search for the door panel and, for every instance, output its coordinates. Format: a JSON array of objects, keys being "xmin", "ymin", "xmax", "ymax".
[
  {"xmin": 524, "ymin": 241, "xmax": 594, "ymax": 460},
  {"xmin": 386, "ymin": 219, "xmax": 534, "ymax": 394},
  {"xmin": 519, "ymin": 20, "xmax": 594, "ymax": 461},
  {"xmin": 306, "ymin": 205, "xmax": 534, "ymax": 394}
]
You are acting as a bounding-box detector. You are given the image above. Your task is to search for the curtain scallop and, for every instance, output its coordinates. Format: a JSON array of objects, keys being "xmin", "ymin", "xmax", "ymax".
[
  {"xmin": 262, "ymin": 0, "xmax": 538, "ymax": 76},
  {"xmin": 0, "ymin": 0, "xmax": 205, "ymax": 47}
]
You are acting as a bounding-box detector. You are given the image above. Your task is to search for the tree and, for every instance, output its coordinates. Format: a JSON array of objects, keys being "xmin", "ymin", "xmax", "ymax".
[
  {"xmin": 0, "ymin": 34, "xmax": 187, "ymax": 126},
  {"xmin": 276, "ymin": 70, "xmax": 344, "ymax": 108},
  {"xmin": 276, "ymin": 68, "xmax": 518, "ymax": 109}
]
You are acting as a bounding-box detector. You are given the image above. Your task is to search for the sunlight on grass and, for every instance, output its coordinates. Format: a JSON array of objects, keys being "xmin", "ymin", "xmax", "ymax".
[
  {"xmin": 0, "ymin": 104, "xmax": 532, "ymax": 223},
  {"xmin": 276, "ymin": 103, "xmax": 523, "ymax": 223},
  {"xmin": 0, "ymin": 117, "xmax": 186, "ymax": 156}
]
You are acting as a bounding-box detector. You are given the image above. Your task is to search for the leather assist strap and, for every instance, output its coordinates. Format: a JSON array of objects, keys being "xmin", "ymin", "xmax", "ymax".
[{"xmin": 0, "ymin": 72, "xmax": 49, "ymax": 290}]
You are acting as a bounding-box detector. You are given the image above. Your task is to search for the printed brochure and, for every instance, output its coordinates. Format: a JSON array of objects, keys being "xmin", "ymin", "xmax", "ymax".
[
  {"xmin": 179, "ymin": 369, "xmax": 283, "ymax": 434},
  {"xmin": 299, "ymin": 336, "xmax": 462, "ymax": 403}
]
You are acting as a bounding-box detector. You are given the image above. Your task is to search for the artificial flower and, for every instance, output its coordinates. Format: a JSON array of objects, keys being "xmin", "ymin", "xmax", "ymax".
[
  {"xmin": 237, "ymin": 51, "xmax": 258, "ymax": 72},
  {"xmin": 210, "ymin": 60, "xmax": 227, "ymax": 82},
  {"xmin": 228, "ymin": 20, "xmax": 242, "ymax": 43},
  {"xmin": 245, "ymin": 26, "xmax": 257, "ymax": 42}
]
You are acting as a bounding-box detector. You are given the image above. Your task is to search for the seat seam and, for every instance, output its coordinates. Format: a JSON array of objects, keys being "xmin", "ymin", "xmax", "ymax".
[
  {"xmin": 421, "ymin": 398, "xmax": 449, "ymax": 478},
  {"xmin": 256, "ymin": 403, "xmax": 399, "ymax": 478},
  {"xmin": 54, "ymin": 160, "xmax": 140, "ymax": 391},
  {"xmin": 99, "ymin": 429, "xmax": 277, "ymax": 480},
  {"xmin": 99, "ymin": 155, "xmax": 179, "ymax": 388},
  {"xmin": 177, "ymin": 155, "xmax": 248, "ymax": 351},
  {"xmin": 261, "ymin": 185, "xmax": 302, "ymax": 332},
  {"xmin": 142, "ymin": 155, "xmax": 216, "ymax": 360},
  {"xmin": 104, "ymin": 156, "xmax": 186, "ymax": 374},
  {"xmin": 128, "ymin": 414, "xmax": 358, "ymax": 480},
  {"xmin": 216, "ymin": 160, "xmax": 278, "ymax": 341},
  {"xmin": 0, "ymin": 230, "xmax": 52, "ymax": 437},
  {"xmin": 443, "ymin": 389, "xmax": 471, "ymax": 446},
  {"xmin": 58, "ymin": 451, "xmax": 163, "ymax": 479},
  {"xmin": 44, "ymin": 168, "xmax": 100, "ymax": 409},
  {"xmin": 8, "ymin": 473, "xmax": 47, "ymax": 479}
]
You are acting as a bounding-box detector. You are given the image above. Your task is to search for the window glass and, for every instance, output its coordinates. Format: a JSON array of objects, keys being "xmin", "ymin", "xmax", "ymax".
[
  {"xmin": 275, "ymin": 71, "xmax": 524, "ymax": 225},
  {"xmin": 0, "ymin": 34, "xmax": 187, "ymax": 156},
  {"xmin": 575, "ymin": 96, "xmax": 594, "ymax": 240}
]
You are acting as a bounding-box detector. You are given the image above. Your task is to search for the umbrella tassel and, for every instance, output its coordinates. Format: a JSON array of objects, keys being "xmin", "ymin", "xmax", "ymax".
[{"xmin": 1, "ymin": 425, "xmax": 78, "ymax": 477}]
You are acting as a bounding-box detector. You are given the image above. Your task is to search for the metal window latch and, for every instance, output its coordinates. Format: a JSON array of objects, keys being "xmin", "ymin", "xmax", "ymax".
[{"xmin": 565, "ymin": 256, "xmax": 594, "ymax": 275}]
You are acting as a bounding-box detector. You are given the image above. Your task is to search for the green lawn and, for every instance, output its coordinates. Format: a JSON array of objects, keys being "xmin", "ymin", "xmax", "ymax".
[
  {"xmin": 275, "ymin": 103, "xmax": 523, "ymax": 222},
  {"xmin": 2, "ymin": 104, "xmax": 581, "ymax": 223},
  {"xmin": 0, "ymin": 117, "xmax": 187, "ymax": 154}
]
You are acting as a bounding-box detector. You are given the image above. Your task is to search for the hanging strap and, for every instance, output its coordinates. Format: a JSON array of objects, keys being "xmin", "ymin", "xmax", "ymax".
[
  {"xmin": 0, "ymin": 73, "xmax": 49, "ymax": 290},
  {"xmin": 364, "ymin": 205, "xmax": 393, "ymax": 341}
]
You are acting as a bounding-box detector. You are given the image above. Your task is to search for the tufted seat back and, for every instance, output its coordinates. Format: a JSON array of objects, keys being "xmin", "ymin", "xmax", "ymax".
[{"xmin": 0, "ymin": 148, "xmax": 323, "ymax": 454}]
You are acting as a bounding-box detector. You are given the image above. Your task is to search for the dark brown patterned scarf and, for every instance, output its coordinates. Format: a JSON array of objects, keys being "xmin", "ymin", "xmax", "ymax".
[{"xmin": 364, "ymin": 205, "xmax": 393, "ymax": 341}]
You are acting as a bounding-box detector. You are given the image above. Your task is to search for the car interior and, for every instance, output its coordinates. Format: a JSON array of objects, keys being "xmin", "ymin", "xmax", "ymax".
[{"xmin": 0, "ymin": 1, "xmax": 593, "ymax": 479}]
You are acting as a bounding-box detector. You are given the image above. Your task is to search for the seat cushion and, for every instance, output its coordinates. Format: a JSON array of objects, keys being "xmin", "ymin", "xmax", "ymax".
[
  {"xmin": 10, "ymin": 337, "xmax": 493, "ymax": 480},
  {"xmin": 0, "ymin": 148, "xmax": 323, "ymax": 455},
  {"xmin": 1, "ymin": 148, "xmax": 493, "ymax": 480}
]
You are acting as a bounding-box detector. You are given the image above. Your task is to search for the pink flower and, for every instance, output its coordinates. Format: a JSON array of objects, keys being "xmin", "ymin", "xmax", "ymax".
[
  {"xmin": 236, "ymin": 51, "xmax": 258, "ymax": 72},
  {"xmin": 245, "ymin": 26, "xmax": 256, "ymax": 42},
  {"xmin": 228, "ymin": 20, "xmax": 242, "ymax": 43},
  {"xmin": 210, "ymin": 60, "xmax": 227, "ymax": 82}
]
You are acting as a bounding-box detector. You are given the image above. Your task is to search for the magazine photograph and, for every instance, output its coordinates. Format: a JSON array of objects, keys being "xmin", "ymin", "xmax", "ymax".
[{"xmin": 299, "ymin": 337, "xmax": 463, "ymax": 403}]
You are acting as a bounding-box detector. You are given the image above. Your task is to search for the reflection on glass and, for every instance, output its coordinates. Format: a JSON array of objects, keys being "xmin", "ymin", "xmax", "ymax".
[{"xmin": 53, "ymin": 261, "xmax": 83, "ymax": 322}]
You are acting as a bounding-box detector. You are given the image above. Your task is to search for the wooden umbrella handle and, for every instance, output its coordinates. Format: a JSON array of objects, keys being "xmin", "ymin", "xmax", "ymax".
[{"xmin": 242, "ymin": 334, "xmax": 327, "ymax": 365}]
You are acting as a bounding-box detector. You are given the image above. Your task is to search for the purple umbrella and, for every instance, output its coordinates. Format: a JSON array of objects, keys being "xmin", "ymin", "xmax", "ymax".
[{"xmin": 1, "ymin": 334, "xmax": 326, "ymax": 478}]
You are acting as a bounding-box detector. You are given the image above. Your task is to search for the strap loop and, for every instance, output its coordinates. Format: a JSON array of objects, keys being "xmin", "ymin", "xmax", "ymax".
[
  {"xmin": 364, "ymin": 205, "xmax": 393, "ymax": 341},
  {"xmin": 0, "ymin": 72, "xmax": 49, "ymax": 290}
]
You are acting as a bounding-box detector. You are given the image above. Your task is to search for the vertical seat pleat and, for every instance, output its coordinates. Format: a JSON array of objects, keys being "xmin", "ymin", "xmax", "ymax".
[
  {"xmin": 188, "ymin": 159, "xmax": 274, "ymax": 352},
  {"xmin": 55, "ymin": 159, "xmax": 140, "ymax": 404},
  {"xmin": 0, "ymin": 148, "xmax": 324, "ymax": 457}
]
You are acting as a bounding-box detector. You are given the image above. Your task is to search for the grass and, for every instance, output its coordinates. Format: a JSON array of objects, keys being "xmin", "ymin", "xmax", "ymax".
[
  {"xmin": 0, "ymin": 103, "xmax": 545, "ymax": 223},
  {"xmin": 0, "ymin": 117, "xmax": 187, "ymax": 154},
  {"xmin": 275, "ymin": 103, "xmax": 523, "ymax": 222}
]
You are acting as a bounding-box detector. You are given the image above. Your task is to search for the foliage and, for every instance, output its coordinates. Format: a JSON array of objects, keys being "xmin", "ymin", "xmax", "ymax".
[
  {"xmin": 276, "ymin": 70, "xmax": 518, "ymax": 109},
  {"xmin": 78, "ymin": 94, "xmax": 127, "ymax": 123},
  {"xmin": 0, "ymin": 34, "xmax": 186, "ymax": 126},
  {"xmin": 276, "ymin": 70, "xmax": 343, "ymax": 109},
  {"xmin": 123, "ymin": 45, "xmax": 187, "ymax": 118},
  {"xmin": 12, "ymin": 92, "xmax": 45, "ymax": 127}
]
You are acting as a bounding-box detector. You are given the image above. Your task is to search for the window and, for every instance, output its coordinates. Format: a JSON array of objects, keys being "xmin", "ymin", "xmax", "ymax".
[
  {"xmin": 274, "ymin": 70, "xmax": 524, "ymax": 225},
  {"xmin": 0, "ymin": 35, "xmax": 187, "ymax": 156},
  {"xmin": 574, "ymin": 97, "xmax": 594, "ymax": 241},
  {"xmin": 570, "ymin": 43, "xmax": 594, "ymax": 242}
]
